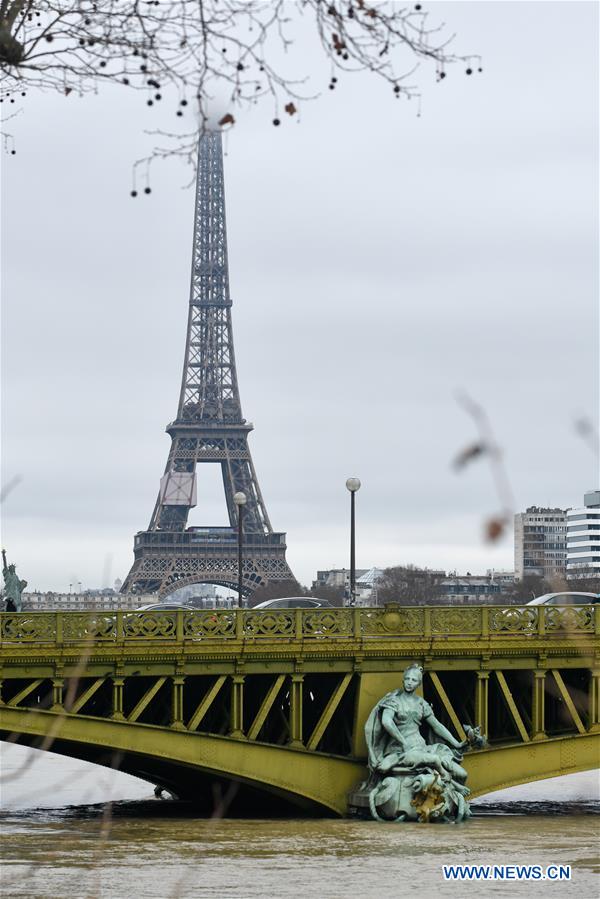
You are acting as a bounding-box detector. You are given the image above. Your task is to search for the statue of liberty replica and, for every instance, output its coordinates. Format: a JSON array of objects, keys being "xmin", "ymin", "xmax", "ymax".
[{"xmin": 2, "ymin": 549, "xmax": 27, "ymax": 612}]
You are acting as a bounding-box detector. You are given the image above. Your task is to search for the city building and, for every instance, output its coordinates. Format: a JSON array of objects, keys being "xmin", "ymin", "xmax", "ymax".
[
  {"xmin": 567, "ymin": 490, "xmax": 600, "ymax": 578},
  {"xmin": 23, "ymin": 591, "xmax": 153, "ymax": 611},
  {"xmin": 355, "ymin": 568, "xmax": 385, "ymax": 605},
  {"xmin": 312, "ymin": 568, "xmax": 367, "ymax": 592},
  {"xmin": 22, "ymin": 590, "xmax": 236, "ymax": 611},
  {"xmin": 514, "ymin": 506, "xmax": 568, "ymax": 580},
  {"xmin": 436, "ymin": 571, "xmax": 515, "ymax": 603},
  {"xmin": 314, "ymin": 567, "xmax": 516, "ymax": 606}
]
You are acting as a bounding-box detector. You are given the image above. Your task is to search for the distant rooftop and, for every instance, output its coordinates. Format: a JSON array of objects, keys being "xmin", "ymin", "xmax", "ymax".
[{"xmin": 356, "ymin": 567, "xmax": 385, "ymax": 586}]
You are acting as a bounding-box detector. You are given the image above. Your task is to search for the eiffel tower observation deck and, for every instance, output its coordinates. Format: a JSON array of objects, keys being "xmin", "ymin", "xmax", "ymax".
[{"xmin": 122, "ymin": 131, "xmax": 294, "ymax": 598}]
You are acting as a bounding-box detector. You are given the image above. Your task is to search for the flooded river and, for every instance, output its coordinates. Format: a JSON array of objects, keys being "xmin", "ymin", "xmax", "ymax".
[{"xmin": 1, "ymin": 744, "xmax": 599, "ymax": 898}]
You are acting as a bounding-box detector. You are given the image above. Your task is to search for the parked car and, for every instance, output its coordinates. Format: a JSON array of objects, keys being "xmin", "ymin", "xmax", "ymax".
[
  {"xmin": 135, "ymin": 602, "xmax": 195, "ymax": 611},
  {"xmin": 526, "ymin": 592, "xmax": 600, "ymax": 606},
  {"xmin": 251, "ymin": 597, "xmax": 333, "ymax": 610}
]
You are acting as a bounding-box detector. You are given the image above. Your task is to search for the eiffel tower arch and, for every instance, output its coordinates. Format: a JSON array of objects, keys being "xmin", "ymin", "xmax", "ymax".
[{"xmin": 122, "ymin": 131, "xmax": 294, "ymax": 598}]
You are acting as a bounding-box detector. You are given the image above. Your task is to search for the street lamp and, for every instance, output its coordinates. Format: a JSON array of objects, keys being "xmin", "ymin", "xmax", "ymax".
[
  {"xmin": 233, "ymin": 491, "xmax": 247, "ymax": 608},
  {"xmin": 345, "ymin": 477, "xmax": 361, "ymax": 607}
]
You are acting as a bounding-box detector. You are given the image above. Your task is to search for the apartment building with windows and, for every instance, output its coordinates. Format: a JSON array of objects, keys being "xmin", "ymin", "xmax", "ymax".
[
  {"xmin": 22, "ymin": 589, "xmax": 235, "ymax": 611},
  {"xmin": 567, "ymin": 490, "xmax": 600, "ymax": 578},
  {"xmin": 22, "ymin": 591, "xmax": 154, "ymax": 611},
  {"xmin": 514, "ymin": 506, "xmax": 568, "ymax": 580},
  {"xmin": 437, "ymin": 570, "xmax": 515, "ymax": 602}
]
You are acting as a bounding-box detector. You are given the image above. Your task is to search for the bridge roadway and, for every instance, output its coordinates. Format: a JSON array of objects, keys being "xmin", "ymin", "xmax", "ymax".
[{"xmin": 1, "ymin": 604, "xmax": 599, "ymax": 815}]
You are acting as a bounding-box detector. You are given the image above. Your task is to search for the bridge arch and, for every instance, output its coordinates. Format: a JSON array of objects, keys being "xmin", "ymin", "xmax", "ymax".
[
  {"xmin": 159, "ymin": 573, "xmax": 263, "ymax": 599},
  {"xmin": 465, "ymin": 734, "xmax": 600, "ymax": 799},
  {"xmin": 0, "ymin": 708, "xmax": 360, "ymax": 815},
  {"xmin": 2, "ymin": 708, "xmax": 598, "ymax": 816}
]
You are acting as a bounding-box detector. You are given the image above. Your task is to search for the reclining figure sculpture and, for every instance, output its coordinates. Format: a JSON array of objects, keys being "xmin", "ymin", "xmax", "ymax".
[{"xmin": 349, "ymin": 664, "xmax": 486, "ymax": 823}]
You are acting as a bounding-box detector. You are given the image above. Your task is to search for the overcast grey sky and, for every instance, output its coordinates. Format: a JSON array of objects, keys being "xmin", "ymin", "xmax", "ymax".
[{"xmin": 1, "ymin": 2, "xmax": 598, "ymax": 592}]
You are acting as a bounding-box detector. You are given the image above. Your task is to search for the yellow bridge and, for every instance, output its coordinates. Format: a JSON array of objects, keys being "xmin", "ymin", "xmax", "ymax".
[{"xmin": 1, "ymin": 605, "xmax": 598, "ymax": 815}]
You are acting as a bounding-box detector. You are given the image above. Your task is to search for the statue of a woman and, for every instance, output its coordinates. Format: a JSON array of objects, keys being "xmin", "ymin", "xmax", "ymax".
[
  {"xmin": 354, "ymin": 664, "xmax": 484, "ymax": 822},
  {"xmin": 2, "ymin": 549, "xmax": 27, "ymax": 613}
]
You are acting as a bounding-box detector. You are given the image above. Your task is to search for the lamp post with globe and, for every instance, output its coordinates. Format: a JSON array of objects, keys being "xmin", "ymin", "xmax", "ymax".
[
  {"xmin": 345, "ymin": 478, "xmax": 361, "ymax": 607},
  {"xmin": 233, "ymin": 492, "xmax": 247, "ymax": 608}
]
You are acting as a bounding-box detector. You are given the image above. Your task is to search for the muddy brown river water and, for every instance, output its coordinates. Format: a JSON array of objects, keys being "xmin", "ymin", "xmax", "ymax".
[{"xmin": 1, "ymin": 745, "xmax": 598, "ymax": 898}]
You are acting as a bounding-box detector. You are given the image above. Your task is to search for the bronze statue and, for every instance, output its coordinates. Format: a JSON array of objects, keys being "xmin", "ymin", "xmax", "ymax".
[
  {"xmin": 349, "ymin": 664, "xmax": 485, "ymax": 822},
  {"xmin": 2, "ymin": 549, "xmax": 27, "ymax": 612}
]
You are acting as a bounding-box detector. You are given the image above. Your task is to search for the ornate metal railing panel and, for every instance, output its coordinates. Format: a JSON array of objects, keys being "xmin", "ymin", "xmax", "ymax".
[
  {"xmin": 185, "ymin": 610, "xmax": 237, "ymax": 640},
  {"xmin": 361, "ymin": 607, "xmax": 425, "ymax": 636},
  {"xmin": 488, "ymin": 606, "xmax": 538, "ymax": 635},
  {"xmin": 1, "ymin": 613, "xmax": 57, "ymax": 643},
  {"xmin": 544, "ymin": 605, "xmax": 595, "ymax": 633},
  {"xmin": 62, "ymin": 613, "xmax": 120, "ymax": 641},
  {"xmin": 241, "ymin": 610, "xmax": 294, "ymax": 638},
  {"xmin": 0, "ymin": 605, "xmax": 597, "ymax": 645}
]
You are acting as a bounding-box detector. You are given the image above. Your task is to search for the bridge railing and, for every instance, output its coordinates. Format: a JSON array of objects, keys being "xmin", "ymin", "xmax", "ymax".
[{"xmin": 0, "ymin": 604, "xmax": 597, "ymax": 645}]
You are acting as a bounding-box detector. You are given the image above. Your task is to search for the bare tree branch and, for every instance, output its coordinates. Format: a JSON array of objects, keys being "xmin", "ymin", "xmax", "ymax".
[{"xmin": 1, "ymin": 1, "xmax": 480, "ymax": 173}]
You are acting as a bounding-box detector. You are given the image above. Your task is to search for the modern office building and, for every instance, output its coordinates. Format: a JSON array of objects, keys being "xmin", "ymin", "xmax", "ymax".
[
  {"xmin": 566, "ymin": 490, "xmax": 600, "ymax": 577},
  {"xmin": 514, "ymin": 506, "xmax": 568, "ymax": 580}
]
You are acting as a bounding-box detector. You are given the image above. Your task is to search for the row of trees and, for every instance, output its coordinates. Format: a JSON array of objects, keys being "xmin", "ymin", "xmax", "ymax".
[
  {"xmin": 512, "ymin": 572, "xmax": 600, "ymax": 600},
  {"xmin": 246, "ymin": 568, "xmax": 444, "ymax": 607}
]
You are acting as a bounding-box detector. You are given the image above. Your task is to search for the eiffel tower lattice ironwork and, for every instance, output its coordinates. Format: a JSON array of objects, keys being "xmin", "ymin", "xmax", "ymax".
[{"xmin": 122, "ymin": 131, "xmax": 294, "ymax": 598}]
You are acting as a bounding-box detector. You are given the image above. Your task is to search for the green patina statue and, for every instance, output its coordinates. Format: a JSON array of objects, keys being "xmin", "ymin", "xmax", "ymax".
[
  {"xmin": 349, "ymin": 664, "xmax": 486, "ymax": 823},
  {"xmin": 2, "ymin": 549, "xmax": 27, "ymax": 612}
]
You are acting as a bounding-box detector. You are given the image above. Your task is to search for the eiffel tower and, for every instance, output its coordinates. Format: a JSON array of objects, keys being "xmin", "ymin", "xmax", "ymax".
[{"xmin": 122, "ymin": 131, "xmax": 294, "ymax": 598}]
